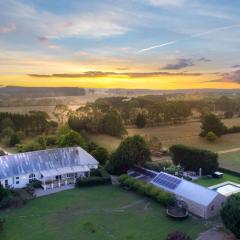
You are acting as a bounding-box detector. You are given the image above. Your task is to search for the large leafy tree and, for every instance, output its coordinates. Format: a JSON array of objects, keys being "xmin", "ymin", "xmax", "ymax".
[
  {"xmin": 200, "ymin": 114, "xmax": 226, "ymax": 136},
  {"xmin": 106, "ymin": 135, "xmax": 151, "ymax": 175},
  {"xmin": 221, "ymin": 193, "xmax": 240, "ymax": 239},
  {"xmin": 91, "ymin": 147, "xmax": 109, "ymax": 166},
  {"xmin": 58, "ymin": 130, "xmax": 87, "ymax": 149}
]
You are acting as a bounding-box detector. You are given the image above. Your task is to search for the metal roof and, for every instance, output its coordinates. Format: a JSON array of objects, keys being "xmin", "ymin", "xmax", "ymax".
[
  {"xmin": 151, "ymin": 172, "xmax": 221, "ymax": 206},
  {"xmin": 0, "ymin": 147, "xmax": 98, "ymax": 179}
]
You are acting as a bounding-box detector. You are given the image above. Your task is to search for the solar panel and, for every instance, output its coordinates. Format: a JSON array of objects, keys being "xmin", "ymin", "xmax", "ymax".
[{"xmin": 152, "ymin": 172, "xmax": 182, "ymax": 190}]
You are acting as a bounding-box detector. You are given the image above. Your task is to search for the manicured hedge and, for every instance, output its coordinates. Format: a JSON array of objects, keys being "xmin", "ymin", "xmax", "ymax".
[
  {"xmin": 75, "ymin": 168, "xmax": 111, "ymax": 187},
  {"xmin": 169, "ymin": 144, "xmax": 218, "ymax": 175},
  {"xmin": 218, "ymin": 167, "xmax": 240, "ymax": 177},
  {"xmin": 118, "ymin": 175, "xmax": 174, "ymax": 206}
]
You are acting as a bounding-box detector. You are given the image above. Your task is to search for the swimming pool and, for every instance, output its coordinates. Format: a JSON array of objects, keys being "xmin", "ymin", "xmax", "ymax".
[{"xmin": 209, "ymin": 182, "xmax": 240, "ymax": 197}]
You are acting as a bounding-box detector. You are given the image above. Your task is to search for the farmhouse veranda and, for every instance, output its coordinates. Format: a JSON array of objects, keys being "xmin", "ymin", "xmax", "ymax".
[{"xmin": 0, "ymin": 147, "xmax": 98, "ymax": 190}]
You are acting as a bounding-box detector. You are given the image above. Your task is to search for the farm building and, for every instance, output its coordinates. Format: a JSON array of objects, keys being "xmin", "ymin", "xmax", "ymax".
[
  {"xmin": 151, "ymin": 172, "xmax": 226, "ymax": 219},
  {"xmin": 0, "ymin": 147, "xmax": 98, "ymax": 190}
]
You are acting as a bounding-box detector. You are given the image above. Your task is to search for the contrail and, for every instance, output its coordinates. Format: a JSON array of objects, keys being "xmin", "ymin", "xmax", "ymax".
[{"xmin": 137, "ymin": 24, "xmax": 240, "ymax": 53}]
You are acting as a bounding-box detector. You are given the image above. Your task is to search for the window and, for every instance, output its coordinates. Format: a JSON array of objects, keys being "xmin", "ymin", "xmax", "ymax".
[
  {"xmin": 16, "ymin": 176, "xmax": 19, "ymax": 179},
  {"xmin": 4, "ymin": 179, "xmax": 8, "ymax": 188},
  {"xmin": 211, "ymin": 205, "xmax": 215, "ymax": 211},
  {"xmin": 29, "ymin": 173, "xmax": 36, "ymax": 182},
  {"xmin": 16, "ymin": 181, "xmax": 19, "ymax": 184}
]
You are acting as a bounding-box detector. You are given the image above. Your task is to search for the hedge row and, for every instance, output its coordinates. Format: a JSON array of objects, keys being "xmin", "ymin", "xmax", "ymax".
[
  {"xmin": 218, "ymin": 167, "xmax": 240, "ymax": 178},
  {"xmin": 225, "ymin": 126, "xmax": 240, "ymax": 134},
  {"xmin": 118, "ymin": 174, "xmax": 174, "ymax": 206},
  {"xmin": 75, "ymin": 168, "xmax": 111, "ymax": 187}
]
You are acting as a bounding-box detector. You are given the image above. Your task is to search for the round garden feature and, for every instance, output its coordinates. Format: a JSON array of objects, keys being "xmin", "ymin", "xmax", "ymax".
[{"xmin": 166, "ymin": 200, "xmax": 189, "ymax": 219}]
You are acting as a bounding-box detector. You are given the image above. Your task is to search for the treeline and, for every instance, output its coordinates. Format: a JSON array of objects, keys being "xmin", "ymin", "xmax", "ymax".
[
  {"xmin": 0, "ymin": 86, "xmax": 86, "ymax": 99},
  {"xmin": 0, "ymin": 112, "xmax": 57, "ymax": 134}
]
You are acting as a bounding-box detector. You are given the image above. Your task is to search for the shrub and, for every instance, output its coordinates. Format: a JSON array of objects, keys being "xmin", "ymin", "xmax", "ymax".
[
  {"xmin": 118, "ymin": 175, "xmax": 173, "ymax": 206},
  {"xmin": 45, "ymin": 135, "xmax": 58, "ymax": 146},
  {"xmin": 75, "ymin": 168, "xmax": 111, "ymax": 187},
  {"xmin": 206, "ymin": 131, "xmax": 217, "ymax": 142},
  {"xmin": 91, "ymin": 147, "xmax": 109, "ymax": 166},
  {"xmin": 221, "ymin": 193, "xmax": 240, "ymax": 239},
  {"xmin": 169, "ymin": 144, "xmax": 218, "ymax": 175},
  {"xmin": 166, "ymin": 230, "xmax": 192, "ymax": 240}
]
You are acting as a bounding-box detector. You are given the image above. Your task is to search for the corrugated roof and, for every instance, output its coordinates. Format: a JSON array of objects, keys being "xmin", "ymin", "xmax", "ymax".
[
  {"xmin": 0, "ymin": 147, "xmax": 98, "ymax": 179},
  {"xmin": 151, "ymin": 172, "xmax": 221, "ymax": 206}
]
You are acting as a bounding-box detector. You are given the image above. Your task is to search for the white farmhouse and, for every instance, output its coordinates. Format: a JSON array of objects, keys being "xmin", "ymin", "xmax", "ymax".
[{"xmin": 0, "ymin": 147, "xmax": 98, "ymax": 190}]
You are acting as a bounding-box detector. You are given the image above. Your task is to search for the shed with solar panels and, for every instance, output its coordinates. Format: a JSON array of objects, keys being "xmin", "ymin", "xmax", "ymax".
[{"xmin": 151, "ymin": 172, "xmax": 226, "ymax": 219}]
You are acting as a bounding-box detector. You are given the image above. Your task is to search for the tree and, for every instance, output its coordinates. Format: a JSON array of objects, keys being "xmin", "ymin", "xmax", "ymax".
[
  {"xmin": 169, "ymin": 145, "xmax": 218, "ymax": 175},
  {"xmin": 37, "ymin": 135, "xmax": 47, "ymax": 150},
  {"xmin": 91, "ymin": 147, "xmax": 109, "ymax": 165},
  {"xmin": 0, "ymin": 118, "xmax": 15, "ymax": 131},
  {"xmin": 221, "ymin": 193, "xmax": 240, "ymax": 239},
  {"xmin": 58, "ymin": 130, "xmax": 87, "ymax": 149},
  {"xmin": 135, "ymin": 113, "xmax": 146, "ymax": 128},
  {"xmin": 206, "ymin": 131, "xmax": 217, "ymax": 142},
  {"xmin": 0, "ymin": 184, "xmax": 8, "ymax": 202},
  {"xmin": 166, "ymin": 231, "xmax": 192, "ymax": 240},
  {"xmin": 9, "ymin": 132, "xmax": 20, "ymax": 146},
  {"xmin": 200, "ymin": 114, "xmax": 226, "ymax": 137},
  {"xmin": 106, "ymin": 135, "xmax": 151, "ymax": 175},
  {"xmin": 101, "ymin": 109, "xmax": 126, "ymax": 137},
  {"xmin": 53, "ymin": 104, "xmax": 69, "ymax": 125}
]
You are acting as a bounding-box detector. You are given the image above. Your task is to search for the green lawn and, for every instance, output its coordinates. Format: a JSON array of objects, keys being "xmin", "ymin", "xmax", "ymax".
[
  {"xmin": 0, "ymin": 186, "xmax": 208, "ymax": 240},
  {"xmin": 219, "ymin": 151, "xmax": 240, "ymax": 172},
  {"xmin": 194, "ymin": 173, "xmax": 240, "ymax": 187}
]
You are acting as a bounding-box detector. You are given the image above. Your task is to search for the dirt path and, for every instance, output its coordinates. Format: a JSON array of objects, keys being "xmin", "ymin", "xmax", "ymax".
[{"xmin": 218, "ymin": 148, "xmax": 240, "ymax": 154}]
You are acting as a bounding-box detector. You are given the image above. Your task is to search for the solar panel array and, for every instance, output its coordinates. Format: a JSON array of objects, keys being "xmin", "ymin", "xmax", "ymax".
[
  {"xmin": 133, "ymin": 167, "xmax": 157, "ymax": 179},
  {"xmin": 152, "ymin": 172, "xmax": 182, "ymax": 190}
]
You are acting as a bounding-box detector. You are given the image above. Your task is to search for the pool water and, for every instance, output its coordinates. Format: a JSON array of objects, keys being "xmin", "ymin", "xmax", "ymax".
[{"xmin": 213, "ymin": 183, "xmax": 240, "ymax": 196}]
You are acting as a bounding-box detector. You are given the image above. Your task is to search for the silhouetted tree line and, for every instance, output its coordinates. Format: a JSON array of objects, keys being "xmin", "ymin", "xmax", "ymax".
[{"xmin": 0, "ymin": 112, "xmax": 57, "ymax": 135}]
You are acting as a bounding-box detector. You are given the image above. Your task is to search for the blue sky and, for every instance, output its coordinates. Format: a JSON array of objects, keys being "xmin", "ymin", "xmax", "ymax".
[{"xmin": 0, "ymin": 0, "xmax": 240, "ymax": 89}]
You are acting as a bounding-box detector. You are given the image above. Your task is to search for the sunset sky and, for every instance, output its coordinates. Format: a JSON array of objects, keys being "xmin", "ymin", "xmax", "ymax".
[{"xmin": 0, "ymin": 0, "xmax": 240, "ymax": 89}]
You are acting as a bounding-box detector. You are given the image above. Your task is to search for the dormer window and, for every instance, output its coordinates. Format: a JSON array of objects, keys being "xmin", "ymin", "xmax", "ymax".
[{"xmin": 29, "ymin": 173, "xmax": 36, "ymax": 182}]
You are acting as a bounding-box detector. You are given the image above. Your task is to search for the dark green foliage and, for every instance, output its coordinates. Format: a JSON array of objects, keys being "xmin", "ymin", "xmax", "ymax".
[
  {"xmin": 0, "ymin": 184, "xmax": 8, "ymax": 202},
  {"xmin": 206, "ymin": 131, "xmax": 217, "ymax": 142},
  {"xmin": 0, "ymin": 218, "xmax": 5, "ymax": 233},
  {"xmin": 135, "ymin": 113, "xmax": 146, "ymax": 128},
  {"xmin": 0, "ymin": 112, "xmax": 54, "ymax": 135},
  {"xmin": 45, "ymin": 135, "xmax": 58, "ymax": 146},
  {"xmin": 221, "ymin": 193, "xmax": 240, "ymax": 239},
  {"xmin": 166, "ymin": 230, "xmax": 192, "ymax": 240},
  {"xmin": 17, "ymin": 142, "xmax": 44, "ymax": 153},
  {"xmin": 200, "ymin": 114, "xmax": 226, "ymax": 136},
  {"xmin": 37, "ymin": 135, "xmax": 47, "ymax": 150},
  {"xmin": 118, "ymin": 175, "xmax": 173, "ymax": 206},
  {"xmin": 75, "ymin": 168, "xmax": 111, "ymax": 187},
  {"xmin": 144, "ymin": 161, "xmax": 172, "ymax": 172},
  {"xmin": 91, "ymin": 147, "xmax": 109, "ymax": 165},
  {"xmin": 101, "ymin": 109, "xmax": 126, "ymax": 137},
  {"xmin": 106, "ymin": 135, "xmax": 151, "ymax": 175},
  {"xmin": 58, "ymin": 130, "xmax": 87, "ymax": 149},
  {"xmin": 225, "ymin": 126, "xmax": 240, "ymax": 134},
  {"xmin": 169, "ymin": 145, "xmax": 218, "ymax": 175},
  {"xmin": 27, "ymin": 179, "xmax": 42, "ymax": 189}
]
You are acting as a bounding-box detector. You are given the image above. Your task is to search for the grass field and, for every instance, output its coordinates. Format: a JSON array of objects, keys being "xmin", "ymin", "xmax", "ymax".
[
  {"xmin": 0, "ymin": 186, "xmax": 209, "ymax": 240},
  {"xmin": 89, "ymin": 118, "xmax": 240, "ymax": 172},
  {"xmin": 194, "ymin": 173, "xmax": 240, "ymax": 187}
]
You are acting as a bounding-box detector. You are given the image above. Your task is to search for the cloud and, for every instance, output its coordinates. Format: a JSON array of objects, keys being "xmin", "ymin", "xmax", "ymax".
[
  {"xmin": 116, "ymin": 67, "xmax": 129, "ymax": 71},
  {"xmin": 38, "ymin": 36, "xmax": 49, "ymax": 42},
  {"xmin": 0, "ymin": 0, "xmax": 129, "ymax": 39},
  {"xmin": 232, "ymin": 65, "xmax": 240, "ymax": 68},
  {"xmin": 0, "ymin": 23, "xmax": 16, "ymax": 34},
  {"xmin": 211, "ymin": 70, "xmax": 240, "ymax": 83},
  {"xmin": 144, "ymin": 0, "xmax": 186, "ymax": 7},
  {"xmin": 161, "ymin": 58, "xmax": 194, "ymax": 70},
  {"xmin": 198, "ymin": 57, "xmax": 211, "ymax": 62},
  {"xmin": 47, "ymin": 44, "xmax": 61, "ymax": 50},
  {"xmin": 28, "ymin": 71, "xmax": 203, "ymax": 78}
]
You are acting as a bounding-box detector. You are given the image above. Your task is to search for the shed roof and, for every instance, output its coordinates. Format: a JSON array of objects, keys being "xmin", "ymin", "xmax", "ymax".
[
  {"xmin": 151, "ymin": 172, "xmax": 222, "ymax": 207},
  {"xmin": 0, "ymin": 147, "xmax": 98, "ymax": 179}
]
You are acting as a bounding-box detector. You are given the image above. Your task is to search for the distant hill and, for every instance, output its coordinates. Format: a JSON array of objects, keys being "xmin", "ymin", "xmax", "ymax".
[{"xmin": 0, "ymin": 86, "xmax": 86, "ymax": 98}]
